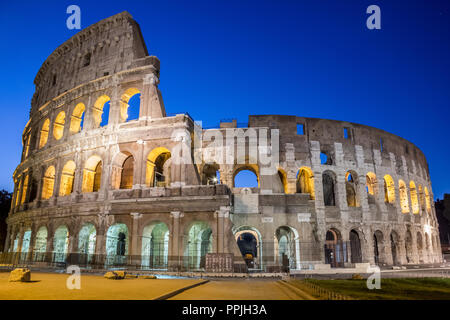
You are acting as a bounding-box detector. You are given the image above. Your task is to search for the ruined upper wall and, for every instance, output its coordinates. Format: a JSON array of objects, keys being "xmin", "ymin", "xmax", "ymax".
[
  {"xmin": 248, "ymin": 115, "xmax": 430, "ymax": 178},
  {"xmin": 31, "ymin": 11, "xmax": 148, "ymax": 114}
]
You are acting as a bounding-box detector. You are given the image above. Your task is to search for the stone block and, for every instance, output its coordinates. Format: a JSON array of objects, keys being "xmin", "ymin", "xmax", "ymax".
[
  {"xmin": 9, "ymin": 268, "xmax": 31, "ymax": 282},
  {"xmin": 104, "ymin": 271, "xmax": 126, "ymax": 279}
]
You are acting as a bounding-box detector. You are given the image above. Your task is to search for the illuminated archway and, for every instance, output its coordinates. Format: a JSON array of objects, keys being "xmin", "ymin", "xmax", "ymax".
[
  {"xmin": 82, "ymin": 156, "xmax": 102, "ymax": 192},
  {"xmin": 201, "ymin": 163, "xmax": 220, "ymax": 185},
  {"xmin": 53, "ymin": 225, "xmax": 69, "ymax": 263},
  {"xmin": 59, "ymin": 160, "xmax": 76, "ymax": 196},
  {"xmin": 92, "ymin": 95, "xmax": 111, "ymax": 128},
  {"xmin": 184, "ymin": 221, "xmax": 212, "ymax": 270},
  {"xmin": 70, "ymin": 103, "xmax": 85, "ymax": 133},
  {"xmin": 41, "ymin": 166, "xmax": 56, "ymax": 199},
  {"xmin": 120, "ymin": 88, "xmax": 141, "ymax": 122},
  {"xmin": 345, "ymin": 171, "xmax": 359, "ymax": 207},
  {"xmin": 141, "ymin": 222, "xmax": 169, "ymax": 269},
  {"xmin": 398, "ymin": 180, "xmax": 409, "ymax": 213},
  {"xmin": 146, "ymin": 147, "xmax": 171, "ymax": 187},
  {"xmin": 39, "ymin": 119, "xmax": 50, "ymax": 148},
  {"xmin": 78, "ymin": 223, "xmax": 96, "ymax": 265},
  {"xmin": 53, "ymin": 111, "xmax": 65, "ymax": 140},
  {"xmin": 409, "ymin": 181, "xmax": 419, "ymax": 214},
  {"xmin": 383, "ymin": 175, "xmax": 396, "ymax": 204},
  {"xmin": 296, "ymin": 167, "xmax": 315, "ymax": 199},
  {"xmin": 33, "ymin": 226, "xmax": 47, "ymax": 262},
  {"xmin": 234, "ymin": 226, "xmax": 263, "ymax": 270},
  {"xmin": 325, "ymin": 228, "xmax": 345, "ymax": 267},
  {"xmin": 106, "ymin": 223, "xmax": 129, "ymax": 266},
  {"xmin": 275, "ymin": 226, "xmax": 300, "ymax": 270},
  {"xmin": 111, "ymin": 152, "xmax": 134, "ymax": 189}
]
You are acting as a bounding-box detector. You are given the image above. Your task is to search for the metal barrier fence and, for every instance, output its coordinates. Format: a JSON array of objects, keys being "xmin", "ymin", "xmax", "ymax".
[{"xmin": 296, "ymin": 279, "xmax": 353, "ymax": 300}]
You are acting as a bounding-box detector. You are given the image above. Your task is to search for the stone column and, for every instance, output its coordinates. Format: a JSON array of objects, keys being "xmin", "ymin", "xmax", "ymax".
[
  {"xmin": 130, "ymin": 212, "xmax": 142, "ymax": 267},
  {"xmin": 216, "ymin": 207, "xmax": 230, "ymax": 253},
  {"xmin": 169, "ymin": 211, "xmax": 183, "ymax": 270},
  {"xmin": 140, "ymin": 73, "xmax": 165, "ymax": 120}
]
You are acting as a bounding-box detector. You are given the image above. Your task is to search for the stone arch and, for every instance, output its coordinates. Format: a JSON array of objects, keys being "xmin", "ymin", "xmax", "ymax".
[
  {"xmin": 78, "ymin": 223, "xmax": 97, "ymax": 265},
  {"xmin": 410, "ymin": 181, "xmax": 419, "ymax": 214},
  {"xmin": 390, "ymin": 230, "xmax": 400, "ymax": 265},
  {"xmin": 366, "ymin": 172, "xmax": 377, "ymax": 204},
  {"xmin": 325, "ymin": 228, "xmax": 345, "ymax": 267},
  {"xmin": 59, "ymin": 160, "xmax": 76, "ymax": 196},
  {"xmin": 416, "ymin": 231, "xmax": 424, "ymax": 263},
  {"xmin": 404, "ymin": 230, "xmax": 413, "ymax": 263},
  {"xmin": 233, "ymin": 225, "xmax": 263, "ymax": 270},
  {"xmin": 70, "ymin": 102, "xmax": 86, "ymax": 133},
  {"xmin": 373, "ymin": 230, "xmax": 384, "ymax": 265},
  {"xmin": 233, "ymin": 165, "xmax": 259, "ymax": 188},
  {"xmin": 41, "ymin": 166, "xmax": 56, "ymax": 200},
  {"xmin": 322, "ymin": 170, "xmax": 336, "ymax": 206},
  {"xmin": 105, "ymin": 223, "xmax": 129, "ymax": 267},
  {"xmin": 146, "ymin": 147, "xmax": 171, "ymax": 187},
  {"xmin": 277, "ymin": 168, "xmax": 288, "ymax": 194},
  {"xmin": 120, "ymin": 88, "xmax": 141, "ymax": 122},
  {"xmin": 349, "ymin": 229, "xmax": 362, "ymax": 263},
  {"xmin": 399, "ymin": 180, "xmax": 409, "ymax": 213},
  {"xmin": 111, "ymin": 151, "xmax": 135, "ymax": 189},
  {"xmin": 33, "ymin": 226, "xmax": 48, "ymax": 262},
  {"xmin": 21, "ymin": 229, "xmax": 32, "ymax": 260},
  {"xmin": 384, "ymin": 174, "xmax": 396, "ymax": 204},
  {"xmin": 345, "ymin": 170, "xmax": 359, "ymax": 207},
  {"xmin": 275, "ymin": 226, "xmax": 301, "ymax": 270},
  {"xmin": 82, "ymin": 155, "xmax": 102, "ymax": 192},
  {"xmin": 53, "ymin": 111, "xmax": 66, "ymax": 140},
  {"xmin": 39, "ymin": 118, "xmax": 50, "ymax": 148},
  {"xmin": 141, "ymin": 221, "xmax": 169, "ymax": 269},
  {"xmin": 53, "ymin": 225, "xmax": 69, "ymax": 263},
  {"xmin": 418, "ymin": 185, "xmax": 425, "ymax": 213},
  {"xmin": 92, "ymin": 94, "xmax": 111, "ymax": 128},
  {"xmin": 201, "ymin": 162, "xmax": 220, "ymax": 185},
  {"xmin": 296, "ymin": 166, "xmax": 315, "ymax": 199},
  {"xmin": 184, "ymin": 221, "xmax": 213, "ymax": 270}
]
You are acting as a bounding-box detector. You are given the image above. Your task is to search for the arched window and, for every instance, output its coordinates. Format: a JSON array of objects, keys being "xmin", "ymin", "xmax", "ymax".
[
  {"xmin": 201, "ymin": 163, "xmax": 220, "ymax": 185},
  {"xmin": 92, "ymin": 95, "xmax": 111, "ymax": 128},
  {"xmin": 418, "ymin": 185, "xmax": 425, "ymax": 212},
  {"xmin": 234, "ymin": 167, "xmax": 259, "ymax": 188},
  {"xmin": 33, "ymin": 226, "xmax": 47, "ymax": 262},
  {"xmin": 70, "ymin": 103, "xmax": 85, "ymax": 133},
  {"xmin": 53, "ymin": 225, "xmax": 69, "ymax": 263},
  {"xmin": 120, "ymin": 88, "xmax": 141, "ymax": 122},
  {"xmin": 277, "ymin": 169, "xmax": 288, "ymax": 194},
  {"xmin": 120, "ymin": 156, "xmax": 134, "ymax": 189},
  {"xmin": 20, "ymin": 174, "xmax": 29, "ymax": 205},
  {"xmin": 141, "ymin": 222, "xmax": 169, "ymax": 269},
  {"xmin": 53, "ymin": 111, "xmax": 65, "ymax": 140},
  {"xmin": 366, "ymin": 172, "xmax": 377, "ymax": 195},
  {"xmin": 383, "ymin": 175, "xmax": 395, "ymax": 204},
  {"xmin": 82, "ymin": 156, "xmax": 102, "ymax": 192},
  {"xmin": 349, "ymin": 230, "xmax": 362, "ymax": 263},
  {"xmin": 184, "ymin": 221, "xmax": 212, "ymax": 270},
  {"xmin": 146, "ymin": 147, "xmax": 171, "ymax": 187},
  {"xmin": 39, "ymin": 119, "xmax": 50, "ymax": 148},
  {"xmin": 41, "ymin": 166, "xmax": 56, "ymax": 199},
  {"xmin": 78, "ymin": 223, "xmax": 96, "ymax": 265},
  {"xmin": 322, "ymin": 171, "xmax": 336, "ymax": 206},
  {"xmin": 424, "ymin": 187, "xmax": 431, "ymax": 214},
  {"xmin": 399, "ymin": 180, "xmax": 409, "ymax": 213},
  {"xmin": 59, "ymin": 161, "xmax": 76, "ymax": 196},
  {"xmin": 409, "ymin": 181, "xmax": 419, "ymax": 214},
  {"xmin": 296, "ymin": 167, "xmax": 315, "ymax": 199},
  {"xmin": 345, "ymin": 171, "xmax": 359, "ymax": 207},
  {"xmin": 106, "ymin": 223, "xmax": 129, "ymax": 266},
  {"xmin": 320, "ymin": 152, "xmax": 332, "ymax": 165}
]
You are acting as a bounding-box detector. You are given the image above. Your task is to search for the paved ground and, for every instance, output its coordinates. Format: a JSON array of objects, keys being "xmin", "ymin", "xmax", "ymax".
[
  {"xmin": 169, "ymin": 279, "xmax": 308, "ymax": 300},
  {"xmin": 0, "ymin": 272, "xmax": 202, "ymax": 300}
]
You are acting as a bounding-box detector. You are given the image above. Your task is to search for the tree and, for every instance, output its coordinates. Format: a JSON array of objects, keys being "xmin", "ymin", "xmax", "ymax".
[{"xmin": 0, "ymin": 190, "xmax": 12, "ymax": 252}]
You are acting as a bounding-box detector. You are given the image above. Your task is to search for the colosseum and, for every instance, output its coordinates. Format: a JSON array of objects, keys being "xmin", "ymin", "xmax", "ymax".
[{"xmin": 3, "ymin": 12, "xmax": 443, "ymax": 273}]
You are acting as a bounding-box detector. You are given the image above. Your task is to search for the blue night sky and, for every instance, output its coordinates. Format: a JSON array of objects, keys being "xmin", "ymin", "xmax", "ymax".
[{"xmin": 0, "ymin": 1, "xmax": 449, "ymax": 198}]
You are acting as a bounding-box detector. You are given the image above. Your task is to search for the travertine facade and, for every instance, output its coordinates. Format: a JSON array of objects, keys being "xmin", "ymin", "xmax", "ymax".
[{"xmin": 5, "ymin": 12, "xmax": 442, "ymax": 272}]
